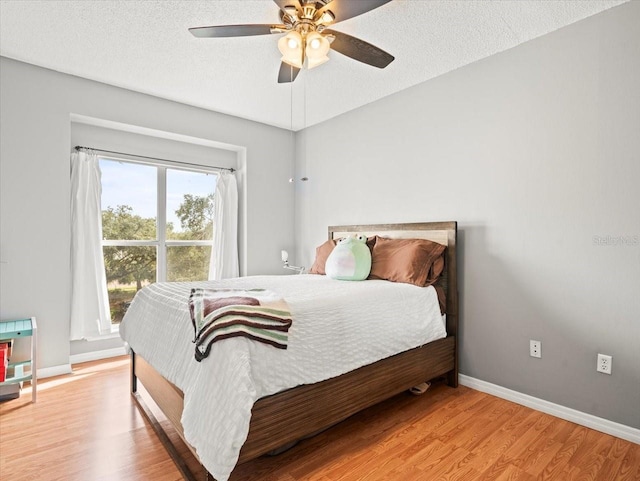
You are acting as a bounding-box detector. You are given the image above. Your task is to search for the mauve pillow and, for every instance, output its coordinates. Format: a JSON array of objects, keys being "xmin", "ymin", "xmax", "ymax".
[{"xmin": 369, "ymin": 236, "xmax": 446, "ymax": 287}]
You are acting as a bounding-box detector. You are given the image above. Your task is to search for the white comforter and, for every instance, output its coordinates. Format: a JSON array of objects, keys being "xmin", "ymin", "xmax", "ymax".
[{"xmin": 120, "ymin": 275, "xmax": 446, "ymax": 481}]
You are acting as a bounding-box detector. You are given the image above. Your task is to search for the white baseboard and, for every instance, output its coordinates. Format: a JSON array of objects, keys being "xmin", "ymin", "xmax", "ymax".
[
  {"xmin": 37, "ymin": 364, "xmax": 72, "ymax": 379},
  {"xmin": 33, "ymin": 347, "xmax": 127, "ymax": 380},
  {"xmin": 459, "ymin": 374, "xmax": 640, "ymax": 445},
  {"xmin": 69, "ymin": 346, "xmax": 128, "ymax": 365}
]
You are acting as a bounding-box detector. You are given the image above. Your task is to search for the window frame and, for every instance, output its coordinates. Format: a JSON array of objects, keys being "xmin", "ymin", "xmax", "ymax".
[{"xmin": 99, "ymin": 155, "xmax": 218, "ymax": 326}]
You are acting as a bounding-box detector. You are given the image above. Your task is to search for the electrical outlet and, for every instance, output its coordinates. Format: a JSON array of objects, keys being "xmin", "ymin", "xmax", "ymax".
[
  {"xmin": 530, "ymin": 340, "xmax": 541, "ymax": 358},
  {"xmin": 597, "ymin": 354, "xmax": 612, "ymax": 374}
]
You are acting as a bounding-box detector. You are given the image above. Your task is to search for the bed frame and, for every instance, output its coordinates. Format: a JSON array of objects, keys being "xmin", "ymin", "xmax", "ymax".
[{"xmin": 131, "ymin": 221, "xmax": 458, "ymax": 480}]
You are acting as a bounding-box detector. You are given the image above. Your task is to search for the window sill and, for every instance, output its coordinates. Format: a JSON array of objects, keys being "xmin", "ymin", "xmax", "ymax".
[{"xmin": 83, "ymin": 326, "xmax": 120, "ymax": 342}]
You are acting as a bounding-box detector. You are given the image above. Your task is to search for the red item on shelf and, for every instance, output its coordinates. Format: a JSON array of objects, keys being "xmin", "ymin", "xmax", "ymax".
[{"xmin": 0, "ymin": 348, "xmax": 7, "ymax": 382}]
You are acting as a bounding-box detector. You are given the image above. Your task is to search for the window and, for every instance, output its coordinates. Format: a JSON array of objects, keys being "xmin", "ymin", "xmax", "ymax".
[{"xmin": 100, "ymin": 157, "xmax": 217, "ymax": 324}]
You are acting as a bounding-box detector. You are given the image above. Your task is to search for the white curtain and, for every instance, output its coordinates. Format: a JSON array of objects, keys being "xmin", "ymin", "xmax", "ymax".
[
  {"xmin": 70, "ymin": 150, "xmax": 111, "ymax": 339},
  {"xmin": 209, "ymin": 171, "xmax": 239, "ymax": 280}
]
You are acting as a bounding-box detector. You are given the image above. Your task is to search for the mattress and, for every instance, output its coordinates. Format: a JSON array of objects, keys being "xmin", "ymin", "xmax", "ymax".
[{"xmin": 120, "ymin": 274, "xmax": 446, "ymax": 481}]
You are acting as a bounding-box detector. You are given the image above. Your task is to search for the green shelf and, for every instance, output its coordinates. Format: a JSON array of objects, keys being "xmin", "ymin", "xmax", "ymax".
[{"xmin": 1, "ymin": 317, "xmax": 37, "ymax": 402}]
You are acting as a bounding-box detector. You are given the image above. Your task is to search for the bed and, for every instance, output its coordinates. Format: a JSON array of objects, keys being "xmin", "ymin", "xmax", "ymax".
[{"xmin": 124, "ymin": 221, "xmax": 458, "ymax": 481}]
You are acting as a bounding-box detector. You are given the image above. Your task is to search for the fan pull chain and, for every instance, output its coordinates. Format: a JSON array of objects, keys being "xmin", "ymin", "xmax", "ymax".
[{"xmin": 289, "ymin": 65, "xmax": 295, "ymax": 183}]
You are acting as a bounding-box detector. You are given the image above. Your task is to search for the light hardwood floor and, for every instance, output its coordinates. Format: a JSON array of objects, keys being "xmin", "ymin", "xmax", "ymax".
[{"xmin": 0, "ymin": 357, "xmax": 638, "ymax": 481}]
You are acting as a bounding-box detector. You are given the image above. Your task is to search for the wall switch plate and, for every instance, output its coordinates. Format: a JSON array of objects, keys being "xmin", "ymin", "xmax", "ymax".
[
  {"xmin": 530, "ymin": 340, "xmax": 541, "ymax": 358},
  {"xmin": 597, "ymin": 354, "xmax": 612, "ymax": 374}
]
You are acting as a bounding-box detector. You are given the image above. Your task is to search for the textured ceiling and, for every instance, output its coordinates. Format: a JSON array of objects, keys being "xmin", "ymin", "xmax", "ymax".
[{"xmin": 0, "ymin": 0, "xmax": 628, "ymax": 131}]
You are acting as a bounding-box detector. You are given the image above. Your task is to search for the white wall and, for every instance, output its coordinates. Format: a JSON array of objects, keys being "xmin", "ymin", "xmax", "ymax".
[
  {"xmin": 0, "ymin": 58, "xmax": 295, "ymax": 370},
  {"xmin": 294, "ymin": 2, "xmax": 640, "ymax": 428}
]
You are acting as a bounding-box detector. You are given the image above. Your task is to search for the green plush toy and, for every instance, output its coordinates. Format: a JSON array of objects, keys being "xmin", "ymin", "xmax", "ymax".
[{"xmin": 325, "ymin": 234, "xmax": 372, "ymax": 281}]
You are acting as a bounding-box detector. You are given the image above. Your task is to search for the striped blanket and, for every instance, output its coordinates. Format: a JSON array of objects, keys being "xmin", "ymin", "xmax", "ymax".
[{"xmin": 188, "ymin": 288, "xmax": 292, "ymax": 362}]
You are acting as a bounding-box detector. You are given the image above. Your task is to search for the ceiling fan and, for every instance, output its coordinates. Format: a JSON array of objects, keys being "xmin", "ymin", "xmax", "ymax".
[{"xmin": 189, "ymin": 0, "xmax": 395, "ymax": 83}]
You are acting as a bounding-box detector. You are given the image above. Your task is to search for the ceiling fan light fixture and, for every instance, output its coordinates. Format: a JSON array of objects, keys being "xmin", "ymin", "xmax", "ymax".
[
  {"xmin": 278, "ymin": 31, "xmax": 304, "ymax": 69},
  {"xmin": 318, "ymin": 10, "xmax": 335, "ymax": 25},
  {"xmin": 305, "ymin": 31, "xmax": 330, "ymax": 69}
]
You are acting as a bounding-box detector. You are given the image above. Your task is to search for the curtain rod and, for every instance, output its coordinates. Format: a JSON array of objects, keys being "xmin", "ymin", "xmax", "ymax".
[{"xmin": 74, "ymin": 145, "xmax": 235, "ymax": 173}]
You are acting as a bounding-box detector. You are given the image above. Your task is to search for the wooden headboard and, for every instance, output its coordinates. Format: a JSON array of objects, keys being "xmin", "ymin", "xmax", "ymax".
[{"xmin": 328, "ymin": 222, "xmax": 458, "ymax": 343}]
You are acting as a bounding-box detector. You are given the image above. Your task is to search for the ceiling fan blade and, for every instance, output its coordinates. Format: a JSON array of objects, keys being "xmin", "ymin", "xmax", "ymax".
[
  {"xmin": 278, "ymin": 62, "xmax": 300, "ymax": 83},
  {"xmin": 317, "ymin": 0, "xmax": 392, "ymax": 24},
  {"xmin": 324, "ymin": 30, "xmax": 394, "ymax": 69},
  {"xmin": 189, "ymin": 24, "xmax": 280, "ymax": 38}
]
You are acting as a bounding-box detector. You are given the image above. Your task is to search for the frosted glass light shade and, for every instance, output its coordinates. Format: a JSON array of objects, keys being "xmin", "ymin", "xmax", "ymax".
[
  {"xmin": 305, "ymin": 31, "xmax": 330, "ymax": 69},
  {"xmin": 278, "ymin": 31, "xmax": 304, "ymax": 69}
]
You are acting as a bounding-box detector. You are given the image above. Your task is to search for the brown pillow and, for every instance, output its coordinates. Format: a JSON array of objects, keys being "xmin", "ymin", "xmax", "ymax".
[
  {"xmin": 369, "ymin": 237, "xmax": 446, "ymax": 287},
  {"xmin": 427, "ymin": 255, "xmax": 445, "ymax": 286},
  {"xmin": 365, "ymin": 235, "xmax": 377, "ymax": 252},
  {"xmin": 309, "ymin": 236, "xmax": 377, "ymax": 275},
  {"xmin": 309, "ymin": 239, "xmax": 337, "ymax": 275}
]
